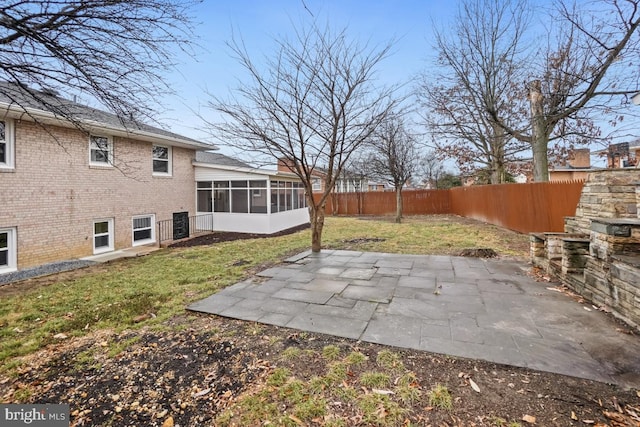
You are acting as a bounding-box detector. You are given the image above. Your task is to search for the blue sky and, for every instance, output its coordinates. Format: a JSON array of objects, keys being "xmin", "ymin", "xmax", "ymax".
[
  {"xmin": 156, "ymin": 0, "xmax": 638, "ymax": 168},
  {"xmin": 159, "ymin": 0, "xmax": 458, "ymax": 151}
]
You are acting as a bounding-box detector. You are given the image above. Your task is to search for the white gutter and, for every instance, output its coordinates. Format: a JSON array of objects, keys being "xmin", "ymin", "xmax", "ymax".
[
  {"xmin": 0, "ymin": 102, "xmax": 216, "ymax": 151},
  {"xmin": 192, "ymin": 161, "xmax": 301, "ymax": 179}
]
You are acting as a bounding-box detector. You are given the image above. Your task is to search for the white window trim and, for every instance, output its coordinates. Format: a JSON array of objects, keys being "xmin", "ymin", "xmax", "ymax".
[
  {"xmin": 89, "ymin": 135, "xmax": 114, "ymax": 167},
  {"xmin": 152, "ymin": 144, "xmax": 172, "ymax": 176},
  {"xmin": 93, "ymin": 218, "xmax": 114, "ymax": 254},
  {"xmin": 0, "ymin": 227, "xmax": 17, "ymax": 274},
  {"xmin": 0, "ymin": 119, "xmax": 15, "ymax": 170},
  {"xmin": 132, "ymin": 214, "xmax": 156, "ymax": 246}
]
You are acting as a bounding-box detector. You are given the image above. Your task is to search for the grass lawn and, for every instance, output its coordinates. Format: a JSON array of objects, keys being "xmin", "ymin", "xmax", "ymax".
[
  {"xmin": 1, "ymin": 215, "xmax": 636, "ymax": 427},
  {"xmin": 0, "ymin": 215, "xmax": 527, "ymax": 369}
]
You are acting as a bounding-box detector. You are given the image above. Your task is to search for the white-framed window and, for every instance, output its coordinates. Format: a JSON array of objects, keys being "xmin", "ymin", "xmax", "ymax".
[
  {"xmin": 0, "ymin": 119, "xmax": 15, "ymax": 170},
  {"xmin": 89, "ymin": 135, "xmax": 113, "ymax": 166},
  {"xmin": 93, "ymin": 218, "xmax": 114, "ymax": 254},
  {"xmin": 0, "ymin": 227, "xmax": 17, "ymax": 273},
  {"xmin": 132, "ymin": 214, "xmax": 155, "ymax": 246},
  {"xmin": 152, "ymin": 145, "xmax": 172, "ymax": 176},
  {"xmin": 312, "ymin": 178, "xmax": 321, "ymax": 191}
]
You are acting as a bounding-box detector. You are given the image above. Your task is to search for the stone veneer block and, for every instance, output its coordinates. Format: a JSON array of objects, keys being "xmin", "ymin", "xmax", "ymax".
[
  {"xmin": 530, "ymin": 234, "xmax": 545, "ymax": 259},
  {"xmin": 591, "ymin": 220, "xmax": 632, "ymax": 237},
  {"xmin": 534, "ymin": 170, "xmax": 640, "ymax": 333}
]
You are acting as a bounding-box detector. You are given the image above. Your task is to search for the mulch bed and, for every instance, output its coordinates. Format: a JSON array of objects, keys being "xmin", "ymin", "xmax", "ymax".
[
  {"xmin": 3, "ymin": 316, "xmax": 638, "ymax": 426},
  {"xmin": 168, "ymin": 223, "xmax": 310, "ymax": 248}
]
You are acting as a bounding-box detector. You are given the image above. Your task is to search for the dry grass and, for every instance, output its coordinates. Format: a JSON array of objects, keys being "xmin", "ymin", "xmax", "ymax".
[{"xmin": 0, "ymin": 215, "xmax": 528, "ymax": 367}]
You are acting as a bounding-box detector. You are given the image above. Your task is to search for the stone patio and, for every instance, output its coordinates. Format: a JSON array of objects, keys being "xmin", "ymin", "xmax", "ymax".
[{"xmin": 188, "ymin": 250, "xmax": 640, "ymax": 388}]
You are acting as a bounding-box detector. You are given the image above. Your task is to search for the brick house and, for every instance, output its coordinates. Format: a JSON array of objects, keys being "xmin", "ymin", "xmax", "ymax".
[
  {"xmin": 593, "ymin": 142, "xmax": 640, "ymax": 169},
  {"xmin": 549, "ymin": 148, "xmax": 598, "ymax": 182},
  {"xmin": 276, "ymin": 158, "xmax": 369, "ymax": 193},
  {"xmin": 0, "ymin": 85, "xmax": 213, "ymax": 272}
]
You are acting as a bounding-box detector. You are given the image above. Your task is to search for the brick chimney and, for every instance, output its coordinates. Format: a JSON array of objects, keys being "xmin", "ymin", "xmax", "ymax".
[
  {"xmin": 569, "ymin": 148, "xmax": 590, "ymax": 168},
  {"xmin": 277, "ymin": 157, "xmax": 295, "ymax": 172}
]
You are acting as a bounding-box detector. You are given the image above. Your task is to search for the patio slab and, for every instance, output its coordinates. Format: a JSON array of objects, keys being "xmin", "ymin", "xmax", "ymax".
[{"xmin": 188, "ymin": 250, "xmax": 640, "ymax": 388}]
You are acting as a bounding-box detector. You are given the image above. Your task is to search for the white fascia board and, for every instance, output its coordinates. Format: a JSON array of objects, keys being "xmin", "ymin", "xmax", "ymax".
[
  {"xmin": 193, "ymin": 162, "xmax": 302, "ymax": 180},
  {"xmin": 0, "ymin": 102, "xmax": 216, "ymax": 151}
]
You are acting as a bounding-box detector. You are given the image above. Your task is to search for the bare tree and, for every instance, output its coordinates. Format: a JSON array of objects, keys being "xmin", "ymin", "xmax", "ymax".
[
  {"xmin": 510, "ymin": 0, "xmax": 640, "ymax": 181},
  {"xmin": 421, "ymin": 0, "xmax": 531, "ymax": 184},
  {"xmin": 0, "ymin": 1, "xmax": 198, "ymax": 126},
  {"xmin": 208, "ymin": 23, "xmax": 398, "ymax": 252},
  {"xmin": 425, "ymin": 0, "xmax": 640, "ymax": 182},
  {"xmin": 418, "ymin": 150, "xmax": 445, "ymax": 189},
  {"xmin": 365, "ymin": 116, "xmax": 418, "ymax": 223}
]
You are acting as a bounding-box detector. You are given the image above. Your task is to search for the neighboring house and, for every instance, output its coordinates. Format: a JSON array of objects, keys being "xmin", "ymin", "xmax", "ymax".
[
  {"xmin": 0, "ymin": 84, "xmax": 216, "ymax": 272},
  {"xmin": 194, "ymin": 153, "xmax": 310, "ymax": 234},
  {"xmin": 367, "ymin": 181, "xmax": 389, "ymax": 191},
  {"xmin": 593, "ymin": 142, "xmax": 640, "ymax": 169},
  {"xmin": 549, "ymin": 148, "xmax": 598, "ymax": 182},
  {"xmin": 277, "ymin": 158, "xmax": 369, "ymax": 193}
]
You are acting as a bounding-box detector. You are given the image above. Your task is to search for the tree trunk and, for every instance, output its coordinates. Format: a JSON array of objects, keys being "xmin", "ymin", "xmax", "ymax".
[
  {"xmin": 529, "ymin": 80, "xmax": 549, "ymax": 182},
  {"xmin": 489, "ymin": 157, "xmax": 504, "ymax": 184},
  {"xmin": 490, "ymin": 122, "xmax": 506, "ymax": 184},
  {"xmin": 331, "ymin": 192, "xmax": 339, "ymax": 215},
  {"xmin": 309, "ymin": 204, "xmax": 325, "ymax": 252},
  {"xmin": 395, "ymin": 186, "xmax": 403, "ymax": 223}
]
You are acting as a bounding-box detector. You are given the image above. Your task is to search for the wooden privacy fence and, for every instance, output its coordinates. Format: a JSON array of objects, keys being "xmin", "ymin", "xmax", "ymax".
[
  {"xmin": 324, "ymin": 190, "xmax": 450, "ymax": 216},
  {"xmin": 449, "ymin": 180, "xmax": 585, "ymax": 233},
  {"xmin": 314, "ymin": 180, "xmax": 585, "ymax": 233}
]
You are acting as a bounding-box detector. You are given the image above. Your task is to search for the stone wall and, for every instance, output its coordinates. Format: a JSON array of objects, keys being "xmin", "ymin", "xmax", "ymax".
[
  {"xmin": 566, "ymin": 169, "xmax": 639, "ymax": 234},
  {"xmin": 532, "ymin": 169, "xmax": 640, "ymax": 330}
]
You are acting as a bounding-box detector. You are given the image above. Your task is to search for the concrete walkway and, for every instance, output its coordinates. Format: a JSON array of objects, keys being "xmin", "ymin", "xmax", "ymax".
[{"xmin": 188, "ymin": 250, "xmax": 640, "ymax": 388}]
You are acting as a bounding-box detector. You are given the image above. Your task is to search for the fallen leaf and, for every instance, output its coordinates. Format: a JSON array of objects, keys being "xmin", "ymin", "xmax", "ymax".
[
  {"xmin": 604, "ymin": 411, "xmax": 635, "ymax": 424},
  {"xmin": 192, "ymin": 388, "xmax": 210, "ymax": 397},
  {"xmin": 571, "ymin": 411, "xmax": 578, "ymax": 420},
  {"xmin": 613, "ymin": 397, "xmax": 623, "ymax": 412},
  {"xmin": 522, "ymin": 414, "xmax": 536, "ymax": 424},
  {"xmin": 288, "ymin": 414, "xmax": 304, "ymax": 425},
  {"xmin": 469, "ymin": 378, "xmax": 481, "ymax": 393},
  {"xmin": 583, "ymin": 306, "xmax": 592, "ymax": 312},
  {"xmin": 133, "ymin": 314, "xmax": 150, "ymax": 323},
  {"xmin": 161, "ymin": 416, "xmax": 174, "ymax": 427},
  {"xmin": 372, "ymin": 389, "xmax": 395, "ymax": 395},
  {"xmin": 53, "ymin": 333, "xmax": 67, "ymax": 340}
]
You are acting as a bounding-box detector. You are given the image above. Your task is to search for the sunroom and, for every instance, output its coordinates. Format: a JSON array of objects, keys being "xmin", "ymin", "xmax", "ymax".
[{"xmin": 193, "ymin": 153, "xmax": 310, "ymax": 234}]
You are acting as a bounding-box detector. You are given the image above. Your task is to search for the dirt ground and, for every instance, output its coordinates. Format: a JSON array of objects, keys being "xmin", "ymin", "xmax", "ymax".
[
  {"xmin": 167, "ymin": 223, "xmax": 311, "ymax": 248},
  {"xmin": 2, "ymin": 217, "xmax": 639, "ymax": 426},
  {"xmin": 3, "ymin": 316, "xmax": 639, "ymax": 426}
]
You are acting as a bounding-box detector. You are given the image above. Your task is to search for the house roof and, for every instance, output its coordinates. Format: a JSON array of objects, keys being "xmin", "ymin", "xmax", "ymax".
[
  {"xmin": 550, "ymin": 163, "xmax": 600, "ymax": 172},
  {"xmin": 195, "ymin": 151, "xmax": 251, "ymax": 168},
  {"xmin": 194, "ymin": 154, "xmax": 300, "ymax": 180},
  {"xmin": 0, "ymin": 82, "xmax": 215, "ymax": 150},
  {"xmin": 592, "ymin": 145, "xmax": 640, "ymax": 155}
]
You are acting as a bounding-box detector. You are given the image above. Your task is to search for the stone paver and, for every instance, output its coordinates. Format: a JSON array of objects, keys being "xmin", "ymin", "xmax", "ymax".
[{"xmin": 188, "ymin": 250, "xmax": 640, "ymax": 388}]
